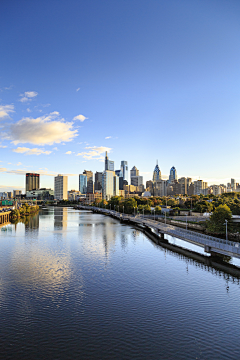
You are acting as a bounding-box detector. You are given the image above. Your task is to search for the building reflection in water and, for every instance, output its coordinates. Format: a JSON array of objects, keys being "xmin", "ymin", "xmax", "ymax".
[
  {"xmin": 78, "ymin": 212, "xmax": 119, "ymax": 258},
  {"xmin": 24, "ymin": 213, "xmax": 40, "ymax": 238},
  {"xmin": 54, "ymin": 207, "xmax": 68, "ymax": 229}
]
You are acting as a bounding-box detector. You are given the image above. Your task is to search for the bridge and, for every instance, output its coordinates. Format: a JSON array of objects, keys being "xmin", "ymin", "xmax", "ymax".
[
  {"xmin": 78, "ymin": 206, "xmax": 240, "ymax": 259},
  {"xmin": 0, "ymin": 211, "xmax": 11, "ymax": 226}
]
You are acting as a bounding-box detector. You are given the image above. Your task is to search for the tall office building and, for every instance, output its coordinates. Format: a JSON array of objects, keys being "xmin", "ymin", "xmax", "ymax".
[
  {"xmin": 79, "ymin": 174, "xmax": 87, "ymax": 194},
  {"xmin": 95, "ymin": 172, "xmax": 103, "ymax": 191},
  {"xmin": 169, "ymin": 167, "xmax": 177, "ymax": 182},
  {"xmin": 231, "ymin": 178, "xmax": 236, "ymax": 190},
  {"xmin": 131, "ymin": 176, "xmax": 143, "ymax": 187},
  {"xmin": 83, "ymin": 170, "xmax": 94, "ymax": 193},
  {"xmin": 13, "ymin": 190, "xmax": 22, "ymax": 198},
  {"xmin": 153, "ymin": 161, "xmax": 161, "ymax": 182},
  {"xmin": 102, "ymin": 170, "xmax": 119, "ymax": 200},
  {"xmin": 54, "ymin": 174, "xmax": 68, "ymax": 200},
  {"xmin": 130, "ymin": 166, "xmax": 139, "ymax": 178},
  {"xmin": 121, "ymin": 161, "xmax": 128, "ymax": 182},
  {"xmin": 105, "ymin": 152, "xmax": 114, "ymax": 171},
  {"xmin": 26, "ymin": 173, "xmax": 40, "ymax": 191}
]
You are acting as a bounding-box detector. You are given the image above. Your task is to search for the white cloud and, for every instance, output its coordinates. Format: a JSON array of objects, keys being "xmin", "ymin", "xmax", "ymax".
[
  {"xmin": 9, "ymin": 112, "xmax": 77, "ymax": 145},
  {"xmin": 76, "ymin": 146, "xmax": 111, "ymax": 161},
  {"xmin": 76, "ymin": 88, "xmax": 80, "ymax": 92},
  {"xmin": 17, "ymin": 162, "xmax": 22, "ymax": 166},
  {"xmin": 73, "ymin": 114, "xmax": 87, "ymax": 122},
  {"xmin": 65, "ymin": 151, "xmax": 72, "ymax": 155},
  {"xmin": 105, "ymin": 136, "xmax": 111, "ymax": 139},
  {"xmin": 0, "ymin": 145, "xmax": 7, "ymax": 148},
  {"xmin": 20, "ymin": 91, "xmax": 38, "ymax": 102},
  {"xmin": 12, "ymin": 147, "xmax": 52, "ymax": 155},
  {"xmin": 26, "ymin": 108, "xmax": 31, "ymax": 113},
  {"xmin": 0, "ymin": 167, "xmax": 77, "ymax": 177},
  {"xmin": 0, "ymin": 105, "xmax": 14, "ymax": 119},
  {"xmin": 53, "ymin": 147, "xmax": 59, "ymax": 151}
]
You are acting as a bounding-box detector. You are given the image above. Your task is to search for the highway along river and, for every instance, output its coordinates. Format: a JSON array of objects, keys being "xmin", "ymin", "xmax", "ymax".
[{"xmin": 0, "ymin": 207, "xmax": 240, "ymax": 360}]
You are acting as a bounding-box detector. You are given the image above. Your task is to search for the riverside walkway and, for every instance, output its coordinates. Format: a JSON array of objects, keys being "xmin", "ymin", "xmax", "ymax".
[{"xmin": 79, "ymin": 205, "xmax": 240, "ymax": 259}]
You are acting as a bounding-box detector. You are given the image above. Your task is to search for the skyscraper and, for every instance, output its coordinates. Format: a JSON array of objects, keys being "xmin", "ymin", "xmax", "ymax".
[
  {"xmin": 95, "ymin": 172, "xmax": 103, "ymax": 191},
  {"xmin": 231, "ymin": 178, "xmax": 236, "ymax": 190},
  {"xmin": 169, "ymin": 167, "xmax": 177, "ymax": 182},
  {"xmin": 121, "ymin": 161, "xmax": 128, "ymax": 182},
  {"xmin": 54, "ymin": 174, "xmax": 68, "ymax": 200},
  {"xmin": 105, "ymin": 152, "xmax": 114, "ymax": 171},
  {"xmin": 130, "ymin": 166, "xmax": 139, "ymax": 177},
  {"xmin": 79, "ymin": 174, "xmax": 87, "ymax": 194},
  {"xmin": 26, "ymin": 173, "xmax": 40, "ymax": 192},
  {"xmin": 102, "ymin": 170, "xmax": 119, "ymax": 200},
  {"xmin": 153, "ymin": 161, "xmax": 161, "ymax": 182},
  {"xmin": 83, "ymin": 170, "xmax": 94, "ymax": 193}
]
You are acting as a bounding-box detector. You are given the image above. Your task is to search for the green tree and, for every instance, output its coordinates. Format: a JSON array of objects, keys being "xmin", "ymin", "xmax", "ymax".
[
  {"xmin": 206, "ymin": 204, "xmax": 232, "ymax": 234},
  {"xmin": 155, "ymin": 206, "xmax": 162, "ymax": 214}
]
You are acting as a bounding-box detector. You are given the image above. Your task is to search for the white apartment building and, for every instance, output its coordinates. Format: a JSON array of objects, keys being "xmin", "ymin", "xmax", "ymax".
[{"xmin": 54, "ymin": 174, "xmax": 68, "ymax": 200}]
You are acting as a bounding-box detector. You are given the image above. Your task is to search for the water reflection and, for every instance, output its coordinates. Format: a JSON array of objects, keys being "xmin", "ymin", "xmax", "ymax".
[
  {"xmin": 0, "ymin": 207, "xmax": 240, "ymax": 360},
  {"xmin": 54, "ymin": 207, "xmax": 68, "ymax": 229}
]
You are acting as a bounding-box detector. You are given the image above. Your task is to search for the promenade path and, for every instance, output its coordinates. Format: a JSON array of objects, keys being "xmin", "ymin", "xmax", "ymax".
[{"xmin": 79, "ymin": 206, "xmax": 240, "ymax": 259}]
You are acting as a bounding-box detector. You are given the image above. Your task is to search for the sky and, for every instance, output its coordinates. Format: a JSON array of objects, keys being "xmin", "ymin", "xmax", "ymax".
[{"xmin": 1, "ymin": 0, "xmax": 240, "ymax": 192}]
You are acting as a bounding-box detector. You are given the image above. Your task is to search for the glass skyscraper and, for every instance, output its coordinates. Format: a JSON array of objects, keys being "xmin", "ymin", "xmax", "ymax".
[
  {"xmin": 121, "ymin": 161, "xmax": 128, "ymax": 182},
  {"xmin": 169, "ymin": 166, "xmax": 177, "ymax": 182},
  {"xmin": 153, "ymin": 161, "xmax": 161, "ymax": 182},
  {"xmin": 105, "ymin": 152, "xmax": 114, "ymax": 171},
  {"xmin": 79, "ymin": 174, "xmax": 87, "ymax": 194}
]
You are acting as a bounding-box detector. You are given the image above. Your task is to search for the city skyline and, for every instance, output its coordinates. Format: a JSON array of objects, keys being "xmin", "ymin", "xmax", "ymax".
[{"xmin": 1, "ymin": 1, "xmax": 240, "ymax": 191}]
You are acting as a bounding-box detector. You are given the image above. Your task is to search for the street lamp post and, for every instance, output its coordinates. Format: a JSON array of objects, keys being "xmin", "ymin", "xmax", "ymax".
[
  {"xmin": 186, "ymin": 214, "xmax": 188, "ymax": 230},
  {"xmin": 225, "ymin": 219, "xmax": 228, "ymax": 241},
  {"xmin": 154, "ymin": 209, "xmax": 155, "ymax": 221},
  {"xmin": 118, "ymin": 205, "xmax": 119, "ymax": 213},
  {"xmin": 143, "ymin": 208, "xmax": 144, "ymax": 219},
  {"xmin": 123, "ymin": 206, "xmax": 124, "ymax": 214},
  {"xmin": 165, "ymin": 211, "xmax": 166, "ymax": 224},
  {"xmin": 114, "ymin": 205, "xmax": 115, "ymax": 212},
  {"xmin": 134, "ymin": 207, "xmax": 135, "ymax": 216},
  {"xmin": 110, "ymin": 204, "xmax": 111, "ymax": 211}
]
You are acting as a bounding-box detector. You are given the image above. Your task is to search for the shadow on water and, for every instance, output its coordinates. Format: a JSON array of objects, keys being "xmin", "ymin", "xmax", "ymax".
[{"xmin": 139, "ymin": 225, "xmax": 240, "ymax": 283}]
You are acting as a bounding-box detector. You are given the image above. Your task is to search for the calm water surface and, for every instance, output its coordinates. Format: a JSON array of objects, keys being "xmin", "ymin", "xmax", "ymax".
[{"xmin": 0, "ymin": 207, "xmax": 240, "ymax": 359}]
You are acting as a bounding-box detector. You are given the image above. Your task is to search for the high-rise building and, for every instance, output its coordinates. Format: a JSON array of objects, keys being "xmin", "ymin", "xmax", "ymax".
[
  {"xmin": 153, "ymin": 161, "xmax": 161, "ymax": 182},
  {"xmin": 130, "ymin": 166, "xmax": 139, "ymax": 178},
  {"xmin": 79, "ymin": 174, "xmax": 87, "ymax": 194},
  {"xmin": 102, "ymin": 170, "xmax": 119, "ymax": 200},
  {"xmin": 83, "ymin": 170, "xmax": 94, "ymax": 193},
  {"xmin": 153, "ymin": 180, "xmax": 167, "ymax": 196},
  {"xmin": 13, "ymin": 190, "xmax": 22, "ymax": 198},
  {"xmin": 121, "ymin": 161, "xmax": 128, "ymax": 182},
  {"xmin": 131, "ymin": 176, "xmax": 143, "ymax": 187},
  {"xmin": 231, "ymin": 178, "xmax": 236, "ymax": 190},
  {"xmin": 178, "ymin": 177, "xmax": 187, "ymax": 195},
  {"xmin": 115, "ymin": 170, "xmax": 123, "ymax": 177},
  {"xmin": 94, "ymin": 172, "xmax": 103, "ymax": 191},
  {"xmin": 169, "ymin": 167, "xmax": 177, "ymax": 182},
  {"xmin": 7, "ymin": 192, "xmax": 12, "ymax": 199},
  {"xmin": 26, "ymin": 173, "xmax": 40, "ymax": 192},
  {"xmin": 54, "ymin": 174, "xmax": 68, "ymax": 200},
  {"xmin": 105, "ymin": 152, "xmax": 114, "ymax": 171}
]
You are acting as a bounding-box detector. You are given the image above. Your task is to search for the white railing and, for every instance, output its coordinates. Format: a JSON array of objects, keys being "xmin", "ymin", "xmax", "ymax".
[{"xmin": 79, "ymin": 206, "xmax": 240, "ymax": 256}]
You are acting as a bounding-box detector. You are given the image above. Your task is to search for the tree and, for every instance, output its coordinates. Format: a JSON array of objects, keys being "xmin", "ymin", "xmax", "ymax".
[
  {"xmin": 206, "ymin": 204, "xmax": 232, "ymax": 234},
  {"xmin": 155, "ymin": 206, "xmax": 162, "ymax": 214}
]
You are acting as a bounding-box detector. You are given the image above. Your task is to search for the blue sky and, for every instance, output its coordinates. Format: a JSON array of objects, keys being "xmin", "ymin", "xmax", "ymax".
[{"xmin": 1, "ymin": 0, "xmax": 240, "ymax": 192}]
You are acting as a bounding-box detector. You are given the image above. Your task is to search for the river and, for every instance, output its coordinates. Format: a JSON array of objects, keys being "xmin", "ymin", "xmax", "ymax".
[{"xmin": 0, "ymin": 207, "xmax": 240, "ymax": 359}]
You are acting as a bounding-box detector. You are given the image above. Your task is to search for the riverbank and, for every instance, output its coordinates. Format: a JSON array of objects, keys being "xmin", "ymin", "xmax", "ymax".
[{"xmin": 11, "ymin": 204, "xmax": 39, "ymax": 220}]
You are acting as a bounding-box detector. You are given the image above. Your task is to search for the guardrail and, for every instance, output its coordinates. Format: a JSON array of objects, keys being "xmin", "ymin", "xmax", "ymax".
[{"xmin": 78, "ymin": 206, "xmax": 240, "ymax": 258}]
